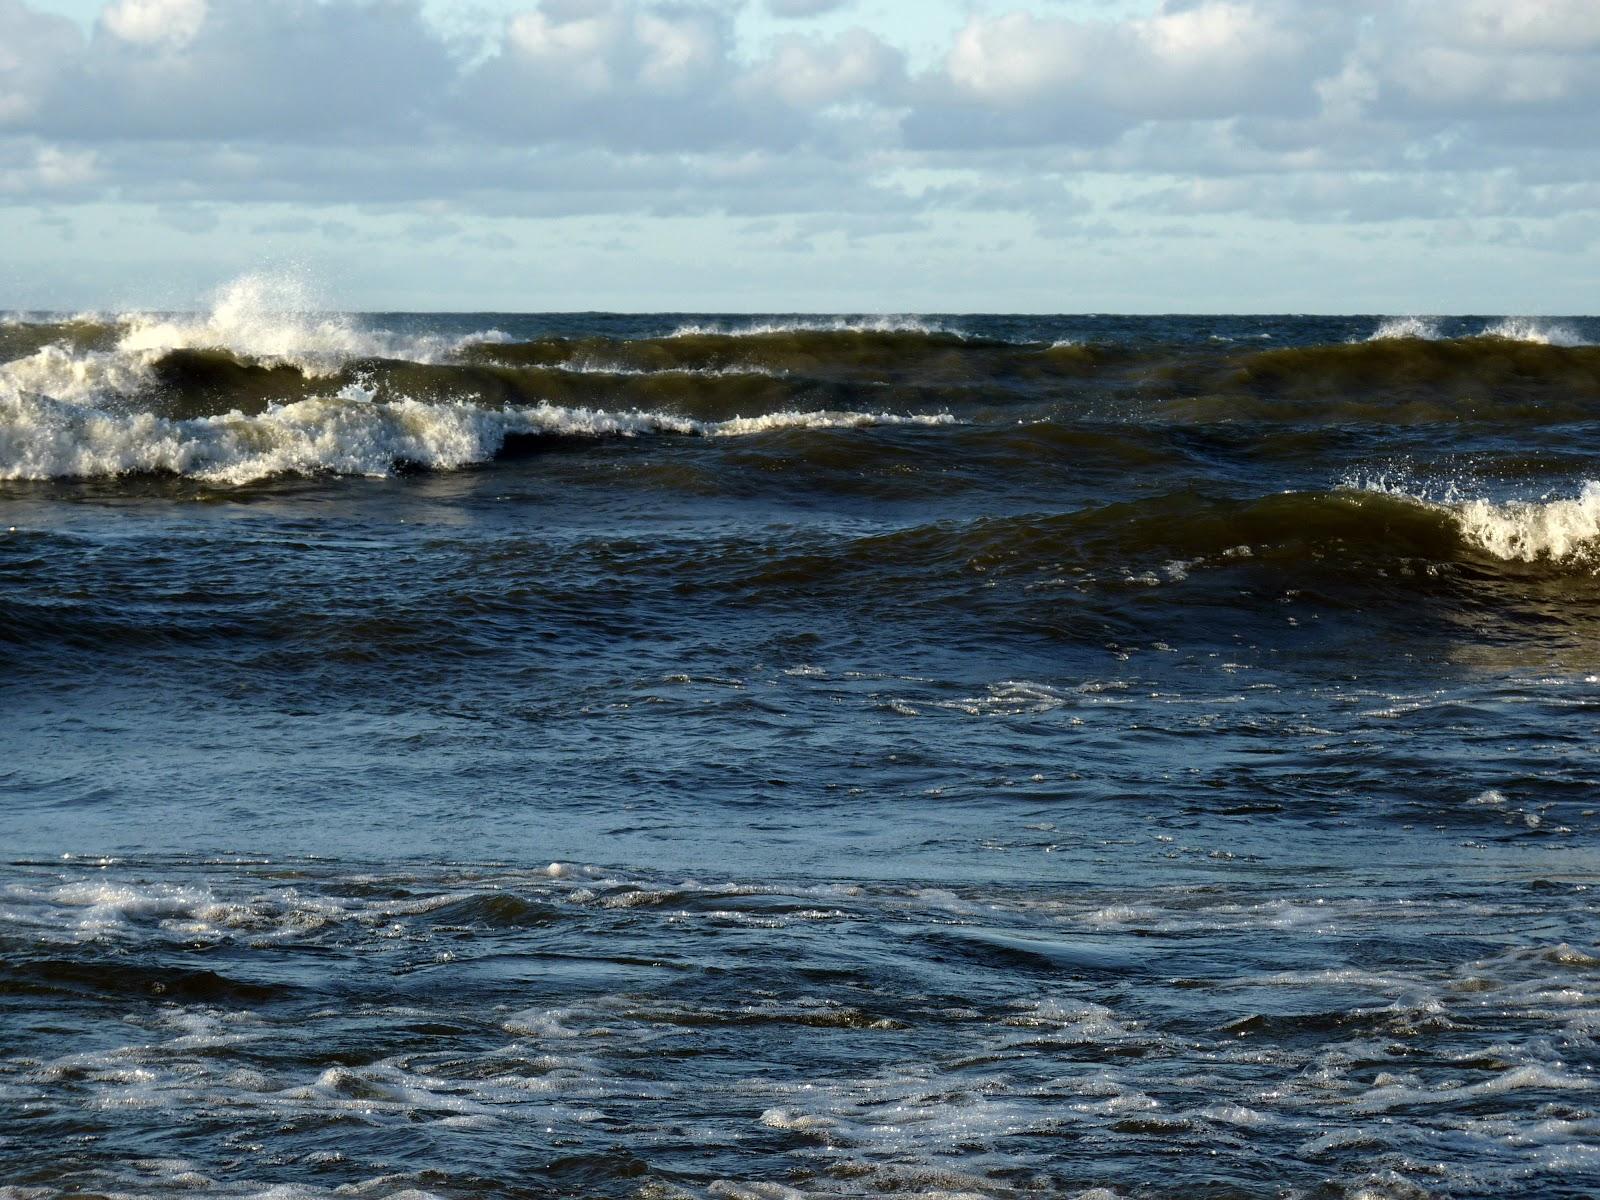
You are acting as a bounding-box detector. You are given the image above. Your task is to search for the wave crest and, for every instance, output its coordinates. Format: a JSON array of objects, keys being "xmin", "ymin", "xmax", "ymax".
[
  {"xmin": 667, "ymin": 315, "xmax": 957, "ymax": 338},
  {"xmin": 1367, "ymin": 316, "xmax": 1442, "ymax": 342},
  {"xmin": 1355, "ymin": 479, "xmax": 1600, "ymax": 566},
  {"xmin": 1366, "ymin": 316, "xmax": 1589, "ymax": 347},
  {"xmin": 0, "ymin": 386, "xmax": 955, "ymax": 484}
]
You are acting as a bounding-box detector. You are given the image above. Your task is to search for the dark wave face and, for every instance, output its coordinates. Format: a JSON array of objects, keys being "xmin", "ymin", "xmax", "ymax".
[{"xmin": 3, "ymin": 296, "xmax": 1600, "ymax": 1200}]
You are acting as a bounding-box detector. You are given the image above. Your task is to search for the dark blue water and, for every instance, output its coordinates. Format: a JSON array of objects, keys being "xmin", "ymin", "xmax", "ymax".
[{"xmin": 3, "ymin": 302, "xmax": 1599, "ymax": 1199}]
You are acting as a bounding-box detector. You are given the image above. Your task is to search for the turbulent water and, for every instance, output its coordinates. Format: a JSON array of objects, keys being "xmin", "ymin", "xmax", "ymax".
[{"xmin": 3, "ymin": 282, "xmax": 1600, "ymax": 1199}]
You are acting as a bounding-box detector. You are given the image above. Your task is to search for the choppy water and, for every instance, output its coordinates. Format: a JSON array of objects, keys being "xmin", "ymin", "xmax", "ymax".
[{"xmin": 3, "ymin": 283, "xmax": 1599, "ymax": 1199}]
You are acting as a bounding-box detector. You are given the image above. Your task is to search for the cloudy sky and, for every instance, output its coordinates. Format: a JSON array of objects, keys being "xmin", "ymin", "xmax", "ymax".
[{"xmin": 2, "ymin": 0, "xmax": 1597, "ymax": 312}]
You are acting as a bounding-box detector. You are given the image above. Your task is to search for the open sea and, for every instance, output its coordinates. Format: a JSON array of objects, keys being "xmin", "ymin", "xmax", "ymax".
[{"xmin": 3, "ymin": 283, "xmax": 1599, "ymax": 1199}]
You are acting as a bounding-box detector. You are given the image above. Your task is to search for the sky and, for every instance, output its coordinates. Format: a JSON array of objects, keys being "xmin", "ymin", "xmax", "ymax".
[{"xmin": 1, "ymin": 0, "xmax": 1597, "ymax": 313}]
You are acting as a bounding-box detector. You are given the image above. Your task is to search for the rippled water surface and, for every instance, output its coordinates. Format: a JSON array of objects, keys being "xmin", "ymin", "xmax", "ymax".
[{"xmin": 3, "ymin": 299, "xmax": 1599, "ymax": 1198}]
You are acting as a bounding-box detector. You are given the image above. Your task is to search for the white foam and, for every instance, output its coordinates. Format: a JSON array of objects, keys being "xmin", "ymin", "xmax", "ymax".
[
  {"xmin": 0, "ymin": 387, "xmax": 956, "ymax": 484},
  {"xmin": 668, "ymin": 315, "xmax": 957, "ymax": 338},
  {"xmin": 0, "ymin": 341, "xmax": 155, "ymax": 407},
  {"xmin": 1365, "ymin": 315, "xmax": 1590, "ymax": 346},
  {"xmin": 544, "ymin": 358, "xmax": 785, "ymax": 379},
  {"xmin": 0, "ymin": 273, "xmax": 506, "ymax": 411},
  {"xmin": 1352, "ymin": 479, "xmax": 1600, "ymax": 566},
  {"xmin": 113, "ymin": 273, "xmax": 504, "ymax": 374},
  {"xmin": 931, "ymin": 680, "xmax": 1074, "ymax": 717},
  {"xmin": 1451, "ymin": 484, "xmax": 1600, "ymax": 564},
  {"xmin": 1366, "ymin": 316, "xmax": 1441, "ymax": 341},
  {"xmin": 710, "ymin": 410, "xmax": 952, "ymax": 437},
  {"xmin": 1480, "ymin": 317, "xmax": 1589, "ymax": 347}
]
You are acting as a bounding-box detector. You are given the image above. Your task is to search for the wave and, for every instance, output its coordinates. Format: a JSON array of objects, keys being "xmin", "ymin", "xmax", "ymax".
[
  {"xmin": 1368, "ymin": 316, "xmax": 1443, "ymax": 342},
  {"xmin": 0, "ymin": 273, "xmax": 507, "ymax": 406},
  {"xmin": 1353, "ymin": 479, "xmax": 1600, "ymax": 566},
  {"xmin": 6, "ymin": 280, "xmax": 1599, "ymax": 469},
  {"xmin": 460, "ymin": 327, "xmax": 1033, "ymax": 381},
  {"xmin": 1366, "ymin": 316, "xmax": 1589, "ymax": 347},
  {"xmin": 1158, "ymin": 337, "xmax": 1600, "ymax": 418},
  {"xmin": 111, "ymin": 273, "xmax": 506, "ymax": 372},
  {"xmin": 667, "ymin": 315, "xmax": 960, "ymax": 338},
  {"xmin": 879, "ymin": 486, "xmax": 1598, "ymax": 580},
  {"xmin": 1479, "ymin": 317, "xmax": 1588, "ymax": 347},
  {"xmin": 0, "ymin": 385, "xmax": 955, "ymax": 484},
  {"xmin": 677, "ymin": 487, "xmax": 1600, "ymax": 612}
]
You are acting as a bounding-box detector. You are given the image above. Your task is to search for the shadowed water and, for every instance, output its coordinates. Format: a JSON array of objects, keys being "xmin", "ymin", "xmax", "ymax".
[{"xmin": 2, "ymin": 298, "xmax": 1598, "ymax": 1199}]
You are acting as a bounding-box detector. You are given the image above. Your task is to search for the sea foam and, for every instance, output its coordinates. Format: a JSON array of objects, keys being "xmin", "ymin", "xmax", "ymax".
[
  {"xmin": 1354, "ymin": 478, "xmax": 1600, "ymax": 565},
  {"xmin": 1452, "ymin": 482, "xmax": 1600, "ymax": 563},
  {"xmin": 113, "ymin": 272, "xmax": 505, "ymax": 372},
  {"xmin": 1366, "ymin": 315, "xmax": 1590, "ymax": 346},
  {"xmin": 1366, "ymin": 316, "xmax": 1442, "ymax": 342},
  {"xmin": 0, "ymin": 272, "xmax": 506, "ymax": 408},
  {"xmin": 0, "ymin": 386, "xmax": 954, "ymax": 483},
  {"xmin": 668, "ymin": 315, "xmax": 958, "ymax": 338}
]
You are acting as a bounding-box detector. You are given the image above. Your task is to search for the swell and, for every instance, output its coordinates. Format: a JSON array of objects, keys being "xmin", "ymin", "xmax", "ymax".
[
  {"xmin": 8, "ymin": 488, "xmax": 1593, "ymax": 658},
  {"xmin": 460, "ymin": 329, "xmax": 1124, "ymax": 384},
  {"xmin": 141, "ymin": 350, "xmax": 918, "ymax": 423},
  {"xmin": 0, "ymin": 955, "xmax": 288, "ymax": 1003},
  {"xmin": 9, "ymin": 324, "xmax": 1600, "ymax": 430},
  {"xmin": 7, "ymin": 308, "xmax": 1600, "ymax": 486},
  {"xmin": 1151, "ymin": 338, "xmax": 1600, "ymax": 416},
  {"xmin": 649, "ymin": 486, "xmax": 1600, "ymax": 604}
]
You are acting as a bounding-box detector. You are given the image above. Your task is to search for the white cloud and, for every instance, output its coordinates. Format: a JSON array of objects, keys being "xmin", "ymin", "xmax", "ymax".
[
  {"xmin": 0, "ymin": 0, "xmax": 1594, "ymax": 253},
  {"xmin": 941, "ymin": 2, "xmax": 1325, "ymax": 116},
  {"xmin": 102, "ymin": 0, "xmax": 207, "ymax": 48},
  {"xmin": 500, "ymin": 1, "xmax": 723, "ymax": 95},
  {"xmin": 746, "ymin": 28, "xmax": 902, "ymax": 108}
]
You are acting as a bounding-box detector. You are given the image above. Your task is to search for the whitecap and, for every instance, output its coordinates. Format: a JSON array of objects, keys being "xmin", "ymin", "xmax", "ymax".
[
  {"xmin": 1479, "ymin": 317, "xmax": 1588, "ymax": 347},
  {"xmin": 668, "ymin": 315, "xmax": 958, "ymax": 338},
  {"xmin": 1366, "ymin": 316, "xmax": 1441, "ymax": 341},
  {"xmin": 0, "ymin": 386, "xmax": 957, "ymax": 484}
]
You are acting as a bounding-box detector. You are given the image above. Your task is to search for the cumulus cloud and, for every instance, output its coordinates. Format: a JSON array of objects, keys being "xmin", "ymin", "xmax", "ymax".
[
  {"xmin": 0, "ymin": 0, "xmax": 1594, "ymax": 240},
  {"xmin": 744, "ymin": 28, "xmax": 903, "ymax": 109},
  {"xmin": 942, "ymin": 3, "xmax": 1317, "ymax": 112}
]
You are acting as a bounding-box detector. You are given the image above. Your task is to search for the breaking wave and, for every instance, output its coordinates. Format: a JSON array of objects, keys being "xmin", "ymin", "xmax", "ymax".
[
  {"xmin": 1367, "ymin": 315, "xmax": 1589, "ymax": 347},
  {"xmin": 1368, "ymin": 316, "xmax": 1443, "ymax": 342},
  {"xmin": 1352, "ymin": 478, "xmax": 1600, "ymax": 566},
  {"xmin": 0, "ymin": 386, "xmax": 954, "ymax": 484},
  {"xmin": 699, "ymin": 486, "xmax": 1600, "ymax": 607}
]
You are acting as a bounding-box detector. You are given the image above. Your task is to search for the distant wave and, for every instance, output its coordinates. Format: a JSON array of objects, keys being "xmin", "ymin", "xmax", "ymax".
[
  {"xmin": 1367, "ymin": 316, "xmax": 1443, "ymax": 342},
  {"xmin": 1478, "ymin": 317, "xmax": 1588, "ymax": 347},
  {"xmin": 1366, "ymin": 316, "xmax": 1589, "ymax": 346},
  {"xmin": 667, "ymin": 315, "xmax": 961, "ymax": 338}
]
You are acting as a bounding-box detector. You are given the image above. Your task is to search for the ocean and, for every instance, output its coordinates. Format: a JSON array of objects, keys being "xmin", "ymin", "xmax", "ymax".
[{"xmin": 2, "ymin": 284, "xmax": 1598, "ymax": 1199}]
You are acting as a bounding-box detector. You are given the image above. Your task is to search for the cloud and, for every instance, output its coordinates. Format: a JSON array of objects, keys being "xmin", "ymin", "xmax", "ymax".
[
  {"xmin": 743, "ymin": 28, "xmax": 903, "ymax": 109},
  {"xmin": 920, "ymin": 2, "xmax": 1337, "ymax": 131},
  {"xmin": 766, "ymin": 0, "xmax": 852, "ymax": 16},
  {"xmin": 0, "ymin": 138, "xmax": 99, "ymax": 195},
  {"xmin": 0, "ymin": 0, "xmax": 81, "ymax": 123},
  {"xmin": 0, "ymin": 0, "xmax": 1594, "ymax": 245},
  {"xmin": 12, "ymin": 0, "xmax": 457, "ymax": 140},
  {"xmin": 102, "ymin": 0, "xmax": 207, "ymax": 48}
]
